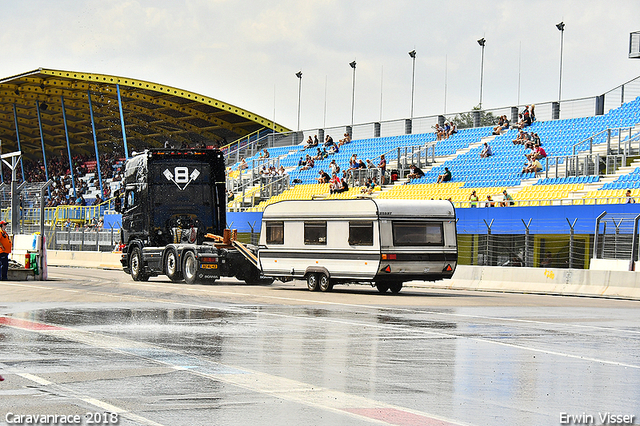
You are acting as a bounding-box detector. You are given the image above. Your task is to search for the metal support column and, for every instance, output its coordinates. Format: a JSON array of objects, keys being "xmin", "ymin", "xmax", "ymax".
[
  {"xmin": 593, "ymin": 211, "xmax": 606, "ymax": 260},
  {"xmin": 12, "ymin": 104, "xmax": 25, "ymax": 182},
  {"xmin": 35, "ymin": 101, "xmax": 50, "ymax": 183},
  {"xmin": 87, "ymin": 91, "xmax": 104, "ymax": 197},
  {"xmin": 566, "ymin": 218, "xmax": 578, "ymax": 269},
  {"xmin": 60, "ymin": 96, "xmax": 77, "ymax": 199},
  {"xmin": 522, "ymin": 219, "xmax": 532, "ymax": 267},
  {"xmin": 116, "ymin": 84, "xmax": 130, "ymax": 159}
]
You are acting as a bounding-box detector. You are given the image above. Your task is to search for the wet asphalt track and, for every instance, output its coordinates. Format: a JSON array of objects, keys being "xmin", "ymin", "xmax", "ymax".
[{"xmin": 0, "ymin": 266, "xmax": 639, "ymax": 426}]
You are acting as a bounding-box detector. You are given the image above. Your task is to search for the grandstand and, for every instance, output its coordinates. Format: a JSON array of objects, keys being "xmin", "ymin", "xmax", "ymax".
[{"xmin": 227, "ymin": 93, "xmax": 640, "ymax": 211}]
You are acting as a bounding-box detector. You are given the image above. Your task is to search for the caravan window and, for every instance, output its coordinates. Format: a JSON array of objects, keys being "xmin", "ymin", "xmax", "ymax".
[
  {"xmin": 349, "ymin": 221, "xmax": 373, "ymax": 246},
  {"xmin": 265, "ymin": 221, "xmax": 284, "ymax": 245},
  {"xmin": 304, "ymin": 221, "xmax": 327, "ymax": 245},
  {"xmin": 392, "ymin": 221, "xmax": 444, "ymax": 246}
]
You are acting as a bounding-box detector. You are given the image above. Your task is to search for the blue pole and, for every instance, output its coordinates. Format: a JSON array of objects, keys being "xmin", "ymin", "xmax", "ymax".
[
  {"xmin": 12, "ymin": 104, "xmax": 25, "ymax": 182},
  {"xmin": 87, "ymin": 91, "xmax": 104, "ymax": 197},
  {"xmin": 116, "ymin": 84, "xmax": 129, "ymax": 159},
  {"xmin": 35, "ymin": 101, "xmax": 50, "ymax": 182},
  {"xmin": 60, "ymin": 95, "xmax": 77, "ymax": 199}
]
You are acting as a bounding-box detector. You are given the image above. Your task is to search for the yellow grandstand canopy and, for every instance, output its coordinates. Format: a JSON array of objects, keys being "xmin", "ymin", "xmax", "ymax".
[{"xmin": 0, "ymin": 68, "xmax": 289, "ymax": 160}]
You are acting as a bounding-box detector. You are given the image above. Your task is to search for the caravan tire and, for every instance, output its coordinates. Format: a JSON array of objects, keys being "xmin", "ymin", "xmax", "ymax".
[
  {"xmin": 306, "ymin": 273, "xmax": 319, "ymax": 291},
  {"xmin": 376, "ymin": 283, "xmax": 389, "ymax": 293},
  {"xmin": 389, "ymin": 282, "xmax": 403, "ymax": 294},
  {"xmin": 319, "ymin": 274, "xmax": 333, "ymax": 292}
]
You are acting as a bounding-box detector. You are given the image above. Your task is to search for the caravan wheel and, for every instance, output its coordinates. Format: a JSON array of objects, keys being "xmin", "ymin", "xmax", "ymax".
[
  {"xmin": 376, "ymin": 283, "xmax": 389, "ymax": 293},
  {"xmin": 389, "ymin": 282, "xmax": 403, "ymax": 294},
  {"xmin": 319, "ymin": 274, "xmax": 333, "ymax": 292},
  {"xmin": 306, "ymin": 273, "xmax": 319, "ymax": 291}
]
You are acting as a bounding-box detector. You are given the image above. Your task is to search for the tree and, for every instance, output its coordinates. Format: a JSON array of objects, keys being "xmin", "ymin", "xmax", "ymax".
[{"xmin": 451, "ymin": 104, "xmax": 499, "ymax": 129}]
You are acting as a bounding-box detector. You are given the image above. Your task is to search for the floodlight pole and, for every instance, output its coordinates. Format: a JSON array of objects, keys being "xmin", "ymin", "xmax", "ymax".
[
  {"xmin": 478, "ymin": 38, "xmax": 486, "ymax": 108},
  {"xmin": 409, "ymin": 50, "xmax": 416, "ymax": 119},
  {"xmin": 116, "ymin": 84, "xmax": 129, "ymax": 160},
  {"xmin": 87, "ymin": 90, "xmax": 104, "ymax": 197},
  {"xmin": 350, "ymin": 60, "xmax": 357, "ymax": 127},
  {"xmin": 60, "ymin": 95, "xmax": 77, "ymax": 199},
  {"xmin": 296, "ymin": 71, "xmax": 302, "ymax": 131},
  {"xmin": 1, "ymin": 150, "xmax": 22, "ymax": 232},
  {"xmin": 557, "ymin": 22, "xmax": 565, "ymax": 102}
]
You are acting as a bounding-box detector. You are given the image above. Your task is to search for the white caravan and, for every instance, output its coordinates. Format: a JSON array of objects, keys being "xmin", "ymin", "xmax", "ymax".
[{"xmin": 258, "ymin": 199, "xmax": 457, "ymax": 293}]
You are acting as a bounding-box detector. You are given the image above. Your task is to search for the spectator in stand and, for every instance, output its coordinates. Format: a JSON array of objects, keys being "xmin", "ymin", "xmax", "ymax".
[
  {"xmin": 329, "ymin": 173, "xmax": 341, "ymax": 193},
  {"xmin": 328, "ymin": 140, "xmax": 339, "ymax": 154},
  {"xmin": 337, "ymin": 132, "xmax": 351, "ymax": 147},
  {"xmin": 480, "ymin": 142, "xmax": 493, "ymax": 158},
  {"xmin": 434, "ymin": 124, "xmax": 445, "ymax": 141},
  {"xmin": 436, "ymin": 167, "xmax": 452, "ymax": 184},
  {"xmin": 406, "ymin": 164, "xmax": 425, "ymax": 182},
  {"xmin": 297, "ymin": 157, "xmax": 305, "ymax": 167},
  {"xmin": 239, "ymin": 157, "xmax": 248, "ymax": 170},
  {"xmin": 348, "ymin": 154, "xmax": 359, "ymax": 171},
  {"xmin": 329, "ymin": 159, "xmax": 340, "ymax": 175},
  {"xmin": 485, "ymin": 195, "xmax": 495, "ymax": 207},
  {"xmin": 522, "ymin": 156, "xmax": 542, "ymax": 175},
  {"xmin": 324, "ymin": 135, "xmax": 334, "ymax": 147},
  {"xmin": 533, "ymin": 144, "xmax": 547, "ymax": 160},
  {"xmin": 493, "ymin": 116, "xmax": 505, "ymax": 135},
  {"xmin": 366, "ymin": 159, "xmax": 375, "ymax": 168},
  {"xmin": 313, "ymin": 147, "xmax": 323, "ymax": 161},
  {"xmin": 469, "ymin": 190, "xmax": 479, "ymax": 208},
  {"xmin": 377, "ymin": 154, "xmax": 387, "ymax": 183},
  {"xmin": 357, "ymin": 159, "xmax": 367, "ymax": 169},
  {"xmin": 92, "ymin": 195, "xmax": 103, "ymax": 206},
  {"xmin": 304, "ymin": 136, "xmax": 314, "ymax": 149},
  {"xmin": 316, "ymin": 169, "xmax": 330, "ymax": 184},
  {"xmin": 501, "ymin": 190, "xmax": 514, "ymax": 206},
  {"xmin": 442, "ymin": 122, "xmax": 451, "ymax": 139},
  {"xmin": 448, "ymin": 122, "xmax": 457, "ymax": 137},
  {"xmin": 626, "ymin": 189, "xmax": 636, "ymax": 204},
  {"xmin": 512, "ymin": 130, "xmax": 526, "ymax": 145},
  {"xmin": 522, "ymin": 105, "xmax": 532, "ymax": 127},
  {"xmin": 313, "ymin": 135, "xmax": 319, "ymax": 147}
]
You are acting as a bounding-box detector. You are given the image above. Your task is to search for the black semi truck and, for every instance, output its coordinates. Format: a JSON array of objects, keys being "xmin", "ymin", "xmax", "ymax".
[{"xmin": 119, "ymin": 148, "xmax": 266, "ymax": 284}]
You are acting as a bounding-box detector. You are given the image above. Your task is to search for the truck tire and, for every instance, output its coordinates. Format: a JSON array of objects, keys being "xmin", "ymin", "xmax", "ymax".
[
  {"xmin": 389, "ymin": 282, "xmax": 403, "ymax": 294},
  {"xmin": 376, "ymin": 283, "xmax": 389, "ymax": 293},
  {"xmin": 319, "ymin": 274, "xmax": 333, "ymax": 292},
  {"xmin": 182, "ymin": 251, "xmax": 200, "ymax": 285},
  {"xmin": 130, "ymin": 247, "xmax": 149, "ymax": 282},
  {"xmin": 306, "ymin": 273, "xmax": 319, "ymax": 291},
  {"xmin": 165, "ymin": 249, "xmax": 183, "ymax": 283}
]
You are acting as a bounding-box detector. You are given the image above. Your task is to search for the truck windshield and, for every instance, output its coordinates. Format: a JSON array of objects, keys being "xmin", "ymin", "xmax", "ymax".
[{"xmin": 392, "ymin": 221, "xmax": 443, "ymax": 246}]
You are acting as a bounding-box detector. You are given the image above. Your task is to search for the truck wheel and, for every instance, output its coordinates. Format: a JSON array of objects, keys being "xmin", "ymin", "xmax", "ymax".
[
  {"xmin": 389, "ymin": 282, "xmax": 403, "ymax": 294},
  {"xmin": 319, "ymin": 274, "xmax": 333, "ymax": 292},
  {"xmin": 182, "ymin": 251, "xmax": 200, "ymax": 285},
  {"xmin": 376, "ymin": 283, "xmax": 389, "ymax": 293},
  {"xmin": 165, "ymin": 250, "xmax": 183, "ymax": 283},
  {"xmin": 130, "ymin": 247, "xmax": 149, "ymax": 282},
  {"xmin": 306, "ymin": 273, "xmax": 319, "ymax": 291}
]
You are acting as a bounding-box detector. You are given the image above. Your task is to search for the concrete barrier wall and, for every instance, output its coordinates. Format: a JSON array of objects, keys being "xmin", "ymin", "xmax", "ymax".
[
  {"xmin": 426, "ymin": 265, "xmax": 640, "ymax": 300},
  {"xmin": 45, "ymin": 250, "xmax": 640, "ymax": 300},
  {"xmin": 47, "ymin": 250, "xmax": 122, "ymax": 269}
]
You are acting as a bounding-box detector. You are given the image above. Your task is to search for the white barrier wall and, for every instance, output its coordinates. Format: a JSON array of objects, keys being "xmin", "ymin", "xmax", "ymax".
[{"xmin": 426, "ymin": 265, "xmax": 640, "ymax": 300}]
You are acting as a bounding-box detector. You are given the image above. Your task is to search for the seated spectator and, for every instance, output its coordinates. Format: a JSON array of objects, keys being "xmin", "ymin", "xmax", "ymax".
[
  {"xmin": 485, "ymin": 195, "xmax": 495, "ymax": 207},
  {"xmin": 512, "ymin": 130, "xmax": 526, "ymax": 145},
  {"xmin": 316, "ymin": 169, "xmax": 330, "ymax": 183},
  {"xmin": 500, "ymin": 190, "xmax": 514, "ymax": 207},
  {"xmin": 329, "ymin": 159, "xmax": 340, "ymax": 175},
  {"xmin": 442, "ymin": 122, "xmax": 451, "ymax": 139},
  {"xmin": 534, "ymin": 145, "xmax": 547, "ymax": 160},
  {"xmin": 304, "ymin": 136, "xmax": 314, "ymax": 149},
  {"xmin": 480, "ymin": 142, "xmax": 492, "ymax": 158},
  {"xmin": 361, "ymin": 177, "xmax": 373, "ymax": 194},
  {"xmin": 226, "ymin": 190, "xmax": 235, "ymax": 201},
  {"xmin": 522, "ymin": 105, "xmax": 532, "ymax": 127},
  {"xmin": 239, "ymin": 157, "xmax": 248, "ymax": 170},
  {"xmin": 436, "ymin": 167, "xmax": 452, "ymax": 184},
  {"xmin": 434, "ymin": 124, "xmax": 445, "ymax": 141},
  {"xmin": 448, "ymin": 122, "xmax": 457, "ymax": 137},
  {"xmin": 357, "ymin": 159, "xmax": 366, "ymax": 169},
  {"xmin": 626, "ymin": 189, "xmax": 636, "ymax": 204},
  {"xmin": 338, "ymin": 132, "xmax": 351, "ymax": 147},
  {"xmin": 329, "ymin": 173, "xmax": 341, "ymax": 193},
  {"xmin": 348, "ymin": 154, "xmax": 359, "ymax": 170},
  {"xmin": 324, "ymin": 135, "xmax": 334, "ymax": 147},
  {"xmin": 366, "ymin": 159, "xmax": 375, "ymax": 168},
  {"xmin": 493, "ymin": 116, "xmax": 505, "ymax": 135},
  {"xmin": 92, "ymin": 194, "xmax": 103, "ymax": 206},
  {"xmin": 260, "ymin": 148, "xmax": 270, "ymax": 159},
  {"xmin": 406, "ymin": 164, "xmax": 425, "ymax": 181},
  {"xmin": 313, "ymin": 135, "xmax": 319, "ymax": 146},
  {"xmin": 522, "ymin": 157, "xmax": 542, "ymax": 174},
  {"xmin": 328, "ymin": 141, "xmax": 339, "ymax": 154},
  {"xmin": 297, "ymin": 157, "xmax": 306, "ymax": 167},
  {"xmin": 300, "ymin": 155, "xmax": 314, "ymax": 171},
  {"xmin": 313, "ymin": 147, "xmax": 323, "ymax": 161}
]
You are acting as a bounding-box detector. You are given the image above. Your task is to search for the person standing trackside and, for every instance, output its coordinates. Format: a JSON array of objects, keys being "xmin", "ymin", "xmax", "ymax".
[{"xmin": 0, "ymin": 220, "xmax": 11, "ymax": 281}]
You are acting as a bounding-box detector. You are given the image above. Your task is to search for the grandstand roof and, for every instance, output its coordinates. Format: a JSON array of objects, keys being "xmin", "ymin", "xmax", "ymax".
[{"xmin": 0, "ymin": 68, "xmax": 289, "ymax": 159}]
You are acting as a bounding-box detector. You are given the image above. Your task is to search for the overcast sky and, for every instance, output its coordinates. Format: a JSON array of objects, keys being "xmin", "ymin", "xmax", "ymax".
[{"xmin": 1, "ymin": 0, "xmax": 639, "ymax": 131}]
